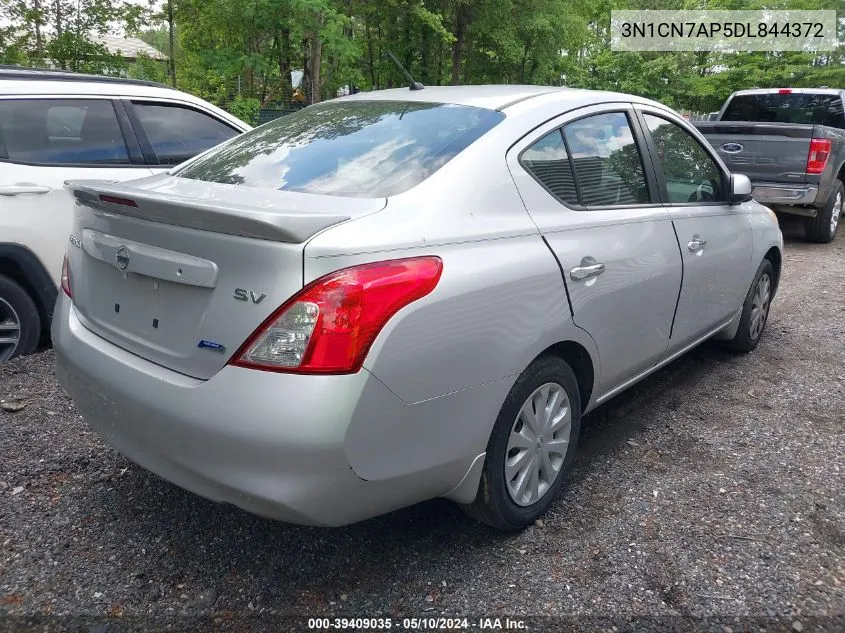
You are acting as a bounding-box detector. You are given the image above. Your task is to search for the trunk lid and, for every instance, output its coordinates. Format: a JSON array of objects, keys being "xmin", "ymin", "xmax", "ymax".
[
  {"xmin": 65, "ymin": 174, "xmax": 386, "ymax": 379},
  {"xmin": 693, "ymin": 121, "xmax": 816, "ymax": 185}
]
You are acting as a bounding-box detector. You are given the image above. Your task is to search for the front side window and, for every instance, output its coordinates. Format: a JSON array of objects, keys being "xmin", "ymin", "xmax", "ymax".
[
  {"xmin": 0, "ymin": 99, "xmax": 129, "ymax": 165},
  {"xmin": 562, "ymin": 112, "xmax": 650, "ymax": 207},
  {"xmin": 176, "ymin": 100, "xmax": 505, "ymax": 197},
  {"xmin": 643, "ymin": 114, "xmax": 726, "ymax": 204},
  {"xmin": 131, "ymin": 102, "xmax": 239, "ymax": 166}
]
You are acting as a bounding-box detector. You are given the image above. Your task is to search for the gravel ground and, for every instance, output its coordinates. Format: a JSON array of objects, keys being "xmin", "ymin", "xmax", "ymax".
[{"xmin": 1, "ymin": 220, "xmax": 843, "ymax": 633}]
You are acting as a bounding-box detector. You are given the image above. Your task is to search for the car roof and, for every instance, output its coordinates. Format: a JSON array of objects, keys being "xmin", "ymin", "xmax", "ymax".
[
  {"xmin": 337, "ymin": 84, "xmax": 672, "ymax": 112},
  {"xmin": 0, "ymin": 66, "xmax": 251, "ymax": 130},
  {"xmin": 0, "ymin": 65, "xmax": 170, "ymax": 89},
  {"xmin": 338, "ymin": 85, "xmax": 570, "ymax": 110}
]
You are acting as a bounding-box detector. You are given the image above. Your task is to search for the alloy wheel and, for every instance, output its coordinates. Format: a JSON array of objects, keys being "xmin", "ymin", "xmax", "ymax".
[
  {"xmin": 0, "ymin": 297, "xmax": 22, "ymax": 363},
  {"xmin": 505, "ymin": 382, "xmax": 572, "ymax": 506},
  {"xmin": 749, "ymin": 273, "xmax": 771, "ymax": 341},
  {"xmin": 831, "ymin": 191, "xmax": 842, "ymax": 238}
]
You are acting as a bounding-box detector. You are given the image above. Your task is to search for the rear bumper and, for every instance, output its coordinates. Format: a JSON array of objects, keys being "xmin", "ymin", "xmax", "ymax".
[
  {"xmin": 52, "ymin": 294, "xmax": 480, "ymax": 526},
  {"xmin": 751, "ymin": 183, "xmax": 818, "ymax": 207}
]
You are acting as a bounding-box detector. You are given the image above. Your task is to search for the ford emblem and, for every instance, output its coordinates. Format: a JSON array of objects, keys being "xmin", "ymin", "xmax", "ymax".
[{"xmin": 721, "ymin": 143, "xmax": 744, "ymax": 153}]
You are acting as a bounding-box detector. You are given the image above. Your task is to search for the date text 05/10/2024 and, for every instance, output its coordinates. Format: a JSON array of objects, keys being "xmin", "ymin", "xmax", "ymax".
[{"xmin": 307, "ymin": 617, "xmax": 528, "ymax": 630}]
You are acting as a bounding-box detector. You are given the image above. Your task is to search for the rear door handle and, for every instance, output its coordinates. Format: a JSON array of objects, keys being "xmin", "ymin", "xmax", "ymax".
[
  {"xmin": 570, "ymin": 257, "xmax": 606, "ymax": 281},
  {"xmin": 0, "ymin": 184, "xmax": 51, "ymax": 196},
  {"xmin": 687, "ymin": 237, "xmax": 708, "ymax": 252}
]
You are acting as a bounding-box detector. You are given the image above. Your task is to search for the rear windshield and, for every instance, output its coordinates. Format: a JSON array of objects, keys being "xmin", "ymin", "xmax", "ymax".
[
  {"xmin": 721, "ymin": 93, "xmax": 845, "ymax": 128},
  {"xmin": 176, "ymin": 100, "xmax": 505, "ymax": 197}
]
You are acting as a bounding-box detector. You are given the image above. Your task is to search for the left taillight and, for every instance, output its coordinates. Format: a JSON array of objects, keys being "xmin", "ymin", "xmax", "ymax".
[
  {"xmin": 60, "ymin": 255, "xmax": 72, "ymax": 298},
  {"xmin": 806, "ymin": 138, "xmax": 831, "ymax": 175},
  {"xmin": 230, "ymin": 256, "xmax": 443, "ymax": 374}
]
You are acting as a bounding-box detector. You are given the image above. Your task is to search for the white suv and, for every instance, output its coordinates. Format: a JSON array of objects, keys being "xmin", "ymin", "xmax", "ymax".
[{"xmin": 0, "ymin": 67, "xmax": 250, "ymax": 362}]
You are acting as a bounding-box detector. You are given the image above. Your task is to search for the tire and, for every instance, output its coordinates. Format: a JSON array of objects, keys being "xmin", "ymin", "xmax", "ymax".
[
  {"xmin": 725, "ymin": 259, "xmax": 774, "ymax": 353},
  {"xmin": 0, "ymin": 274, "xmax": 40, "ymax": 363},
  {"xmin": 805, "ymin": 179, "xmax": 843, "ymax": 244},
  {"xmin": 464, "ymin": 356, "xmax": 581, "ymax": 530}
]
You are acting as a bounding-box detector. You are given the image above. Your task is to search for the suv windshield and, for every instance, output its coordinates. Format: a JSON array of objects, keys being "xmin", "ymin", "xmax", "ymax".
[
  {"xmin": 176, "ymin": 100, "xmax": 505, "ymax": 197},
  {"xmin": 721, "ymin": 93, "xmax": 845, "ymax": 128}
]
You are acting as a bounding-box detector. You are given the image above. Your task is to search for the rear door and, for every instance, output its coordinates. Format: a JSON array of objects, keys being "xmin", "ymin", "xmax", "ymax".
[
  {"xmin": 0, "ymin": 96, "xmax": 153, "ymax": 284},
  {"xmin": 508, "ymin": 104, "xmax": 682, "ymax": 398},
  {"xmin": 636, "ymin": 107, "xmax": 753, "ymax": 350},
  {"xmin": 123, "ymin": 98, "xmax": 243, "ymax": 169}
]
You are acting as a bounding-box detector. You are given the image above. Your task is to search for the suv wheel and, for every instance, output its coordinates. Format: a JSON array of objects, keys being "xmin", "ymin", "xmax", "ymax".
[
  {"xmin": 0, "ymin": 274, "xmax": 41, "ymax": 363},
  {"xmin": 806, "ymin": 179, "xmax": 843, "ymax": 244}
]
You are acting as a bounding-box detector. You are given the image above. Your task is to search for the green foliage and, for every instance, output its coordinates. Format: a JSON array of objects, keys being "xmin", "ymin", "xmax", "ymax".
[
  {"xmin": 226, "ymin": 95, "xmax": 261, "ymax": 126},
  {"xmin": 127, "ymin": 52, "xmax": 169, "ymax": 83},
  {"xmin": 0, "ymin": 0, "xmax": 841, "ymax": 115}
]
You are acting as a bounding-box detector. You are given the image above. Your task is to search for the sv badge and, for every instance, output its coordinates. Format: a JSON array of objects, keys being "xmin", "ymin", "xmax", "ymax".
[{"xmin": 234, "ymin": 288, "xmax": 266, "ymax": 304}]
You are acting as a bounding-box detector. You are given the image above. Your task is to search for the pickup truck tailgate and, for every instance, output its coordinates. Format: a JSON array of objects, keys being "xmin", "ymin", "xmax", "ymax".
[{"xmin": 693, "ymin": 121, "xmax": 814, "ymax": 184}]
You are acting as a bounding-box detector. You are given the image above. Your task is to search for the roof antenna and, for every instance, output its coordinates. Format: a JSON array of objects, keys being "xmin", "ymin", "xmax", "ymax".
[{"xmin": 386, "ymin": 50, "xmax": 424, "ymax": 91}]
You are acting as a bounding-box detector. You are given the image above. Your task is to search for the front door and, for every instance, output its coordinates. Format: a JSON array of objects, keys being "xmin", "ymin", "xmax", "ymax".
[
  {"xmin": 508, "ymin": 105, "xmax": 683, "ymax": 397},
  {"xmin": 636, "ymin": 108, "xmax": 753, "ymax": 350}
]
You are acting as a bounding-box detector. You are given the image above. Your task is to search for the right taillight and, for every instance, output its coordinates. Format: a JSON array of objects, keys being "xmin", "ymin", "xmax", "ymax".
[
  {"xmin": 60, "ymin": 255, "xmax": 72, "ymax": 298},
  {"xmin": 230, "ymin": 256, "xmax": 443, "ymax": 374},
  {"xmin": 807, "ymin": 138, "xmax": 831, "ymax": 175}
]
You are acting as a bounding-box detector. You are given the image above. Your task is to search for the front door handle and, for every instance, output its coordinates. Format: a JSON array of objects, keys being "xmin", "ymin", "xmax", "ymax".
[
  {"xmin": 570, "ymin": 257, "xmax": 606, "ymax": 281},
  {"xmin": 0, "ymin": 184, "xmax": 51, "ymax": 196},
  {"xmin": 687, "ymin": 237, "xmax": 708, "ymax": 252}
]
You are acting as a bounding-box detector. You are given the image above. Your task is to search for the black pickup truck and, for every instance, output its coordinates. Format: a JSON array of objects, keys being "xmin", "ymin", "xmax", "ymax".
[{"xmin": 694, "ymin": 88, "xmax": 845, "ymax": 243}]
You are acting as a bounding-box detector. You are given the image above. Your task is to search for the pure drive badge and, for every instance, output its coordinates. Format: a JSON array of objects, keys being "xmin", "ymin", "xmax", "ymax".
[{"xmin": 197, "ymin": 340, "xmax": 226, "ymax": 353}]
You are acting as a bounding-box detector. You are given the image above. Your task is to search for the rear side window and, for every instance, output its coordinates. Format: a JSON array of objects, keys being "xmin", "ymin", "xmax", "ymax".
[
  {"xmin": 0, "ymin": 99, "xmax": 129, "ymax": 165},
  {"xmin": 176, "ymin": 101, "xmax": 505, "ymax": 197},
  {"xmin": 722, "ymin": 93, "xmax": 845, "ymax": 128},
  {"xmin": 131, "ymin": 102, "xmax": 239, "ymax": 165},
  {"xmin": 520, "ymin": 130, "xmax": 578, "ymax": 206},
  {"xmin": 563, "ymin": 112, "xmax": 650, "ymax": 207}
]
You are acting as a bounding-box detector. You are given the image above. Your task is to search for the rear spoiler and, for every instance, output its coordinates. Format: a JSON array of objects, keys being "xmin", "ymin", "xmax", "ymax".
[{"xmin": 66, "ymin": 179, "xmax": 376, "ymax": 243}]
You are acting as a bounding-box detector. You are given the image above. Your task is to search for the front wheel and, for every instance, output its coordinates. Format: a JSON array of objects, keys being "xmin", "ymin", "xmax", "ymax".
[
  {"xmin": 464, "ymin": 356, "xmax": 581, "ymax": 530},
  {"xmin": 0, "ymin": 274, "xmax": 41, "ymax": 363},
  {"xmin": 725, "ymin": 259, "xmax": 774, "ymax": 353}
]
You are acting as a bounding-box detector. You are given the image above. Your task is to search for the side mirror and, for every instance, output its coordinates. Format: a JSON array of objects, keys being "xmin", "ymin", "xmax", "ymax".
[{"xmin": 730, "ymin": 173, "xmax": 753, "ymax": 204}]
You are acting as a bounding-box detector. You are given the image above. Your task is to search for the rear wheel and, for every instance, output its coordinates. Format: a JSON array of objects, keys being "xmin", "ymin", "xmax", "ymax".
[
  {"xmin": 464, "ymin": 356, "xmax": 581, "ymax": 530},
  {"xmin": 0, "ymin": 274, "xmax": 40, "ymax": 363},
  {"xmin": 805, "ymin": 179, "xmax": 843, "ymax": 244}
]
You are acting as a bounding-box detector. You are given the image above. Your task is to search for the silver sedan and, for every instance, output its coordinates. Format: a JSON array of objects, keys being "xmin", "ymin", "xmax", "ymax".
[{"xmin": 53, "ymin": 85, "xmax": 783, "ymax": 529}]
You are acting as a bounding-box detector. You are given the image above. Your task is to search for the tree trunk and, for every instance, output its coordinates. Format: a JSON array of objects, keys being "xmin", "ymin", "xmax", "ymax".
[
  {"xmin": 55, "ymin": 0, "xmax": 62, "ymax": 37},
  {"xmin": 276, "ymin": 27, "xmax": 293, "ymax": 107},
  {"xmin": 308, "ymin": 12, "xmax": 324, "ymax": 104},
  {"xmin": 366, "ymin": 20, "xmax": 376, "ymax": 89},
  {"xmin": 450, "ymin": 4, "xmax": 468, "ymax": 85},
  {"xmin": 403, "ymin": 1, "xmax": 412, "ymax": 75},
  {"xmin": 420, "ymin": 21, "xmax": 430, "ymax": 84},
  {"xmin": 309, "ymin": 35, "xmax": 323, "ymax": 103},
  {"xmin": 167, "ymin": 0, "xmax": 176, "ymax": 87},
  {"xmin": 33, "ymin": 0, "xmax": 44, "ymax": 58},
  {"xmin": 520, "ymin": 42, "xmax": 530, "ymax": 83}
]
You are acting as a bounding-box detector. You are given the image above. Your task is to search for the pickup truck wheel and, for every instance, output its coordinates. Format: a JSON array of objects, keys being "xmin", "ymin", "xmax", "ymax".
[
  {"xmin": 806, "ymin": 179, "xmax": 843, "ymax": 244},
  {"xmin": 0, "ymin": 274, "xmax": 41, "ymax": 363},
  {"xmin": 725, "ymin": 259, "xmax": 774, "ymax": 353},
  {"xmin": 463, "ymin": 356, "xmax": 581, "ymax": 530}
]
